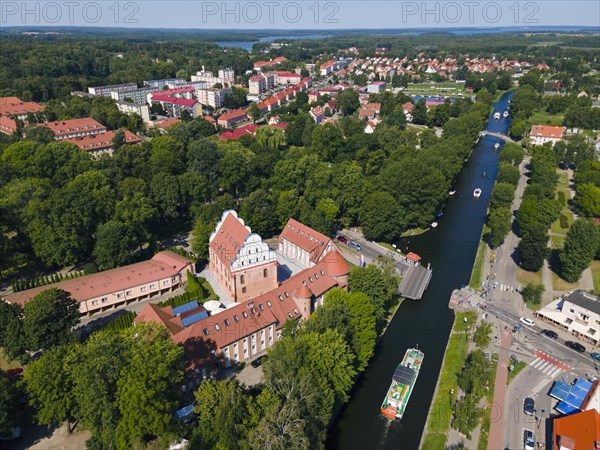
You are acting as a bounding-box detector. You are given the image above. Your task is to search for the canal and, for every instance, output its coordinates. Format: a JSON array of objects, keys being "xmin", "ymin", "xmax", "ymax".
[{"xmin": 327, "ymin": 91, "xmax": 515, "ymax": 450}]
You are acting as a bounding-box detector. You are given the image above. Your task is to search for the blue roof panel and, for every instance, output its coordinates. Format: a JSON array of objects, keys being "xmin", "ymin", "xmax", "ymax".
[
  {"xmin": 181, "ymin": 310, "xmax": 208, "ymax": 328},
  {"xmin": 172, "ymin": 300, "xmax": 200, "ymax": 316}
]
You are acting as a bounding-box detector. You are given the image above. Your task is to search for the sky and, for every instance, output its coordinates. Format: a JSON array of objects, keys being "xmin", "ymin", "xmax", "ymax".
[{"xmin": 1, "ymin": 1, "xmax": 599, "ymax": 30}]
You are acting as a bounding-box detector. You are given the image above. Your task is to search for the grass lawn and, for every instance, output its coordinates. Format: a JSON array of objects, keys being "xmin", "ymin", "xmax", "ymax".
[
  {"xmin": 377, "ymin": 241, "xmax": 396, "ymax": 252},
  {"xmin": 401, "ymin": 227, "xmax": 428, "ymax": 237},
  {"xmin": 404, "ymin": 82, "xmax": 465, "ymax": 97},
  {"xmin": 550, "ymin": 235, "xmax": 565, "ymax": 250},
  {"xmin": 552, "ymin": 271, "xmax": 579, "ymax": 292},
  {"xmin": 0, "ymin": 348, "xmax": 22, "ymax": 371},
  {"xmin": 524, "ymin": 299, "xmax": 543, "ymax": 311},
  {"xmin": 420, "ymin": 433, "xmax": 447, "ymax": 450},
  {"xmin": 507, "ymin": 360, "xmax": 528, "ymax": 384},
  {"xmin": 469, "ymin": 225, "xmax": 489, "ymax": 289},
  {"xmin": 455, "ymin": 311, "xmax": 478, "ymax": 332},
  {"xmin": 592, "ymin": 261, "xmax": 600, "ymax": 293},
  {"xmin": 529, "ymin": 110, "xmax": 564, "ymax": 126},
  {"xmin": 477, "ymin": 352, "xmax": 499, "ymax": 450},
  {"xmin": 517, "ymin": 267, "xmax": 543, "ymax": 286},
  {"xmin": 551, "ymin": 210, "xmax": 574, "ymax": 235}
]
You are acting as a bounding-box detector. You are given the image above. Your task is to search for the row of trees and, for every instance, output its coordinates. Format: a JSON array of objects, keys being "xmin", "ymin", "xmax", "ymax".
[
  {"xmin": 486, "ymin": 143, "xmax": 525, "ymax": 248},
  {"xmin": 452, "ymin": 321, "xmax": 493, "ymax": 439},
  {"xmin": 516, "ymin": 147, "xmax": 561, "ymax": 271}
]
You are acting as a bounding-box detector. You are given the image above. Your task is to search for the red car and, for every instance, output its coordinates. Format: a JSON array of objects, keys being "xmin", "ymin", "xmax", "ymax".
[
  {"xmin": 337, "ymin": 236, "xmax": 348, "ymax": 244},
  {"xmin": 5, "ymin": 368, "xmax": 23, "ymax": 377}
]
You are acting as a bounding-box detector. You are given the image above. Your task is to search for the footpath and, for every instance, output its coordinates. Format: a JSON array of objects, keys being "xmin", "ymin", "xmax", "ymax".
[{"xmin": 487, "ymin": 326, "xmax": 513, "ymax": 450}]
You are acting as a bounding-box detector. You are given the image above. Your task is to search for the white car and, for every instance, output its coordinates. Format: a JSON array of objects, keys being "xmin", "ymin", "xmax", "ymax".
[{"xmin": 520, "ymin": 317, "xmax": 535, "ymax": 327}]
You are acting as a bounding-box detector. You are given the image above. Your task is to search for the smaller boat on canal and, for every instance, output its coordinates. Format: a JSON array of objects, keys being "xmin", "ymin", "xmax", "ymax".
[
  {"xmin": 381, "ymin": 348, "xmax": 424, "ymax": 420},
  {"xmin": 448, "ymin": 190, "xmax": 456, "ymax": 196},
  {"xmin": 493, "ymin": 112, "xmax": 500, "ymax": 120},
  {"xmin": 473, "ymin": 188, "xmax": 482, "ymax": 198},
  {"xmin": 494, "ymin": 143, "xmax": 500, "ymax": 149},
  {"xmin": 431, "ymin": 222, "xmax": 438, "ymax": 228},
  {"xmin": 503, "ymin": 111, "xmax": 509, "ymax": 118}
]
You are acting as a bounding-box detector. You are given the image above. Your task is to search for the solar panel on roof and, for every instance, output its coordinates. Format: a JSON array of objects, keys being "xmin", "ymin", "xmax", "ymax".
[
  {"xmin": 392, "ymin": 366, "xmax": 417, "ymax": 386},
  {"xmin": 172, "ymin": 300, "xmax": 200, "ymax": 316},
  {"xmin": 181, "ymin": 310, "xmax": 208, "ymax": 328}
]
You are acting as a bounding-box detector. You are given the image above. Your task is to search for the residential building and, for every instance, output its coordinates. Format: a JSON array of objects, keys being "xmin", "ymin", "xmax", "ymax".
[
  {"xmin": 367, "ymin": 81, "xmax": 387, "ymax": 93},
  {"xmin": 2, "ymin": 251, "xmax": 195, "ymax": 316},
  {"xmin": 110, "ymin": 87, "xmax": 156, "ymax": 104},
  {"xmin": 41, "ymin": 118, "xmax": 106, "ymax": 140},
  {"xmin": 278, "ymin": 218, "xmax": 335, "ymax": 268},
  {"xmin": 253, "ymin": 57, "xmax": 287, "ymax": 72},
  {"xmin": 150, "ymin": 95, "xmax": 201, "ymax": 118},
  {"xmin": 195, "ymin": 88, "xmax": 225, "ymax": 108},
  {"xmin": 552, "ymin": 409, "xmax": 599, "ymax": 450},
  {"xmin": 249, "ymin": 72, "xmax": 276, "ymax": 95},
  {"xmin": 403, "ymin": 102, "xmax": 414, "ymax": 121},
  {"xmin": 0, "ymin": 116, "xmax": 17, "ymax": 135},
  {"xmin": 154, "ymin": 117, "xmax": 181, "ymax": 132},
  {"xmin": 0, "ymin": 96, "xmax": 44, "ymax": 119},
  {"xmin": 535, "ymin": 290, "xmax": 600, "ymax": 346},
  {"xmin": 144, "ymin": 78, "xmax": 187, "ymax": 89},
  {"xmin": 530, "ymin": 125, "xmax": 565, "ymax": 146},
  {"xmin": 309, "ymin": 106, "xmax": 326, "ymax": 124},
  {"xmin": 276, "ymin": 71, "xmax": 301, "ymax": 85},
  {"xmin": 88, "ymin": 83, "xmax": 138, "ymax": 97},
  {"xmin": 364, "ymin": 119, "xmax": 380, "ymax": 134},
  {"xmin": 218, "ymin": 68, "xmax": 235, "ymax": 83},
  {"xmin": 191, "ymin": 68, "xmax": 231, "ymax": 87},
  {"xmin": 219, "ymin": 124, "xmax": 260, "ymax": 140},
  {"xmin": 65, "ymin": 129, "xmax": 141, "ymax": 156},
  {"xmin": 115, "ymin": 100, "xmax": 151, "ymax": 123},
  {"xmin": 209, "ymin": 210, "xmax": 278, "ymax": 303},
  {"xmin": 217, "ymin": 109, "xmax": 247, "ymax": 128}
]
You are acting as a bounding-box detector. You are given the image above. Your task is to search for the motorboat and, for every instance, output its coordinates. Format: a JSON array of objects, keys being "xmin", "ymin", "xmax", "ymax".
[
  {"xmin": 431, "ymin": 222, "xmax": 438, "ymax": 228},
  {"xmin": 473, "ymin": 188, "xmax": 482, "ymax": 198},
  {"xmin": 503, "ymin": 111, "xmax": 509, "ymax": 118},
  {"xmin": 494, "ymin": 143, "xmax": 500, "ymax": 149},
  {"xmin": 493, "ymin": 112, "xmax": 500, "ymax": 120},
  {"xmin": 448, "ymin": 190, "xmax": 456, "ymax": 196}
]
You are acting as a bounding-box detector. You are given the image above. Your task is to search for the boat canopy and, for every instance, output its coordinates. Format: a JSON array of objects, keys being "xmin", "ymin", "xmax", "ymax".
[{"xmin": 393, "ymin": 365, "xmax": 417, "ymax": 386}]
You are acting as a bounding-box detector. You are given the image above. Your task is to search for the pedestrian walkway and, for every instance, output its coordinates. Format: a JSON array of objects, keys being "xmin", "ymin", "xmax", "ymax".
[
  {"xmin": 487, "ymin": 327, "xmax": 512, "ymax": 450},
  {"xmin": 530, "ymin": 350, "xmax": 572, "ymax": 379}
]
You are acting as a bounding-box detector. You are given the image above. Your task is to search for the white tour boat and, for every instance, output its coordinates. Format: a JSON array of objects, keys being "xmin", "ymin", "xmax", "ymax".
[{"xmin": 473, "ymin": 188, "xmax": 482, "ymax": 198}]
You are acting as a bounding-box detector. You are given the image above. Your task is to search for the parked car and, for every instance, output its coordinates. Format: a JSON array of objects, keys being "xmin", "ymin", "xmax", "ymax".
[
  {"xmin": 336, "ymin": 236, "xmax": 348, "ymax": 244},
  {"xmin": 565, "ymin": 341, "xmax": 586, "ymax": 353},
  {"xmin": 523, "ymin": 397, "xmax": 535, "ymax": 416},
  {"xmin": 524, "ymin": 430, "xmax": 535, "ymax": 450},
  {"xmin": 1, "ymin": 368, "xmax": 23, "ymax": 378},
  {"xmin": 251, "ymin": 356, "xmax": 267, "ymax": 368},
  {"xmin": 591, "ymin": 352, "xmax": 600, "ymax": 362},
  {"xmin": 349, "ymin": 241, "xmax": 361, "ymax": 251},
  {"xmin": 541, "ymin": 329, "xmax": 558, "ymax": 339},
  {"xmin": 519, "ymin": 317, "xmax": 535, "ymax": 327},
  {"xmin": 201, "ymin": 368, "xmax": 208, "ymax": 380}
]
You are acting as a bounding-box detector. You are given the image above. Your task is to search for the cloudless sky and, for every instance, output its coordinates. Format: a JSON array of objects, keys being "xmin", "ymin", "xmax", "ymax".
[{"xmin": 1, "ymin": 1, "xmax": 599, "ymax": 30}]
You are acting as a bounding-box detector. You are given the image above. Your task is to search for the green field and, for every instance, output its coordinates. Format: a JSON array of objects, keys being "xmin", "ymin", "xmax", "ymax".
[
  {"xmin": 403, "ymin": 82, "xmax": 466, "ymax": 97},
  {"xmin": 478, "ymin": 352, "xmax": 499, "ymax": 450},
  {"xmin": 592, "ymin": 261, "xmax": 600, "ymax": 293},
  {"xmin": 529, "ymin": 110, "xmax": 564, "ymax": 126}
]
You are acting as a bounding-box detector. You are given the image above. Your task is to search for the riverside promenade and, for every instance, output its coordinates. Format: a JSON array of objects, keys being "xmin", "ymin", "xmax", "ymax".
[{"xmin": 487, "ymin": 327, "xmax": 512, "ymax": 450}]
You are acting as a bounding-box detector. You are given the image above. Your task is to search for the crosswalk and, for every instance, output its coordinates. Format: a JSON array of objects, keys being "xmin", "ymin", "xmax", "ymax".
[{"xmin": 530, "ymin": 356, "xmax": 563, "ymax": 378}]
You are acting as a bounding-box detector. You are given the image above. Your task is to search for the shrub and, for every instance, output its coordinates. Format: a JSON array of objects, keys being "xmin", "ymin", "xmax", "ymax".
[
  {"xmin": 559, "ymin": 213, "xmax": 569, "ymax": 229},
  {"xmin": 83, "ymin": 263, "xmax": 98, "ymax": 275},
  {"xmin": 557, "ymin": 191, "xmax": 566, "ymax": 206},
  {"xmin": 521, "ymin": 283, "xmax": 544, "ymax": 305}
]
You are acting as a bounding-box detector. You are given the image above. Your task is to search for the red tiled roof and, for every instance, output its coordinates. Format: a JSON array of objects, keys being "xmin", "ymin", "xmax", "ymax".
[
  {"xmin": 403, "ymin": 102, "xmax": 414, "ymax": 112},
  {"xmin": 530, "ymin": 125, "xmax": 565, "ymax": 139},
  {"xmin": 209, "ymin": 211, "xmax": 251, "ymax": 269},
  {"xmin": 0, "ymin": 116, "xmax": 17, "ymax": 134},
  {"xmin": 219, "ymin": 124, "xmax": 259, "ymax": 140},
  {"xmin": 3, "ymin": 251, "xmax": 193, "ymax": 306},
  {"xmin": 156, "ymin": 118, "xmax": 181, "ymax": 129},
  {"xmin": 41, "ymin": 118, "xmax": 106, "ymax": 137},
  {"xmin": 0, "ymin": 96, "xmax": 44, "ymax": 117},
  {"xmin": 218, "ymin": 108, "xmax": 247, "ymax": 122},
  {"xmin": 151, "ymin": 95, "xmax": 198, "ymax": 107},
  {"xmin": 65, "ymin": 129, "xmax": 140, "ymax": 151},
  {"xmin": 279, "ymin": 218, "xmax": 333, "ymax": 265},
  {"xmin": 406, "ymin": 252, "xmax": 421, "ymax": 262},
  {"xmin": 552, "ymin": 409, "xmax": 600, "ymax": 450}
]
